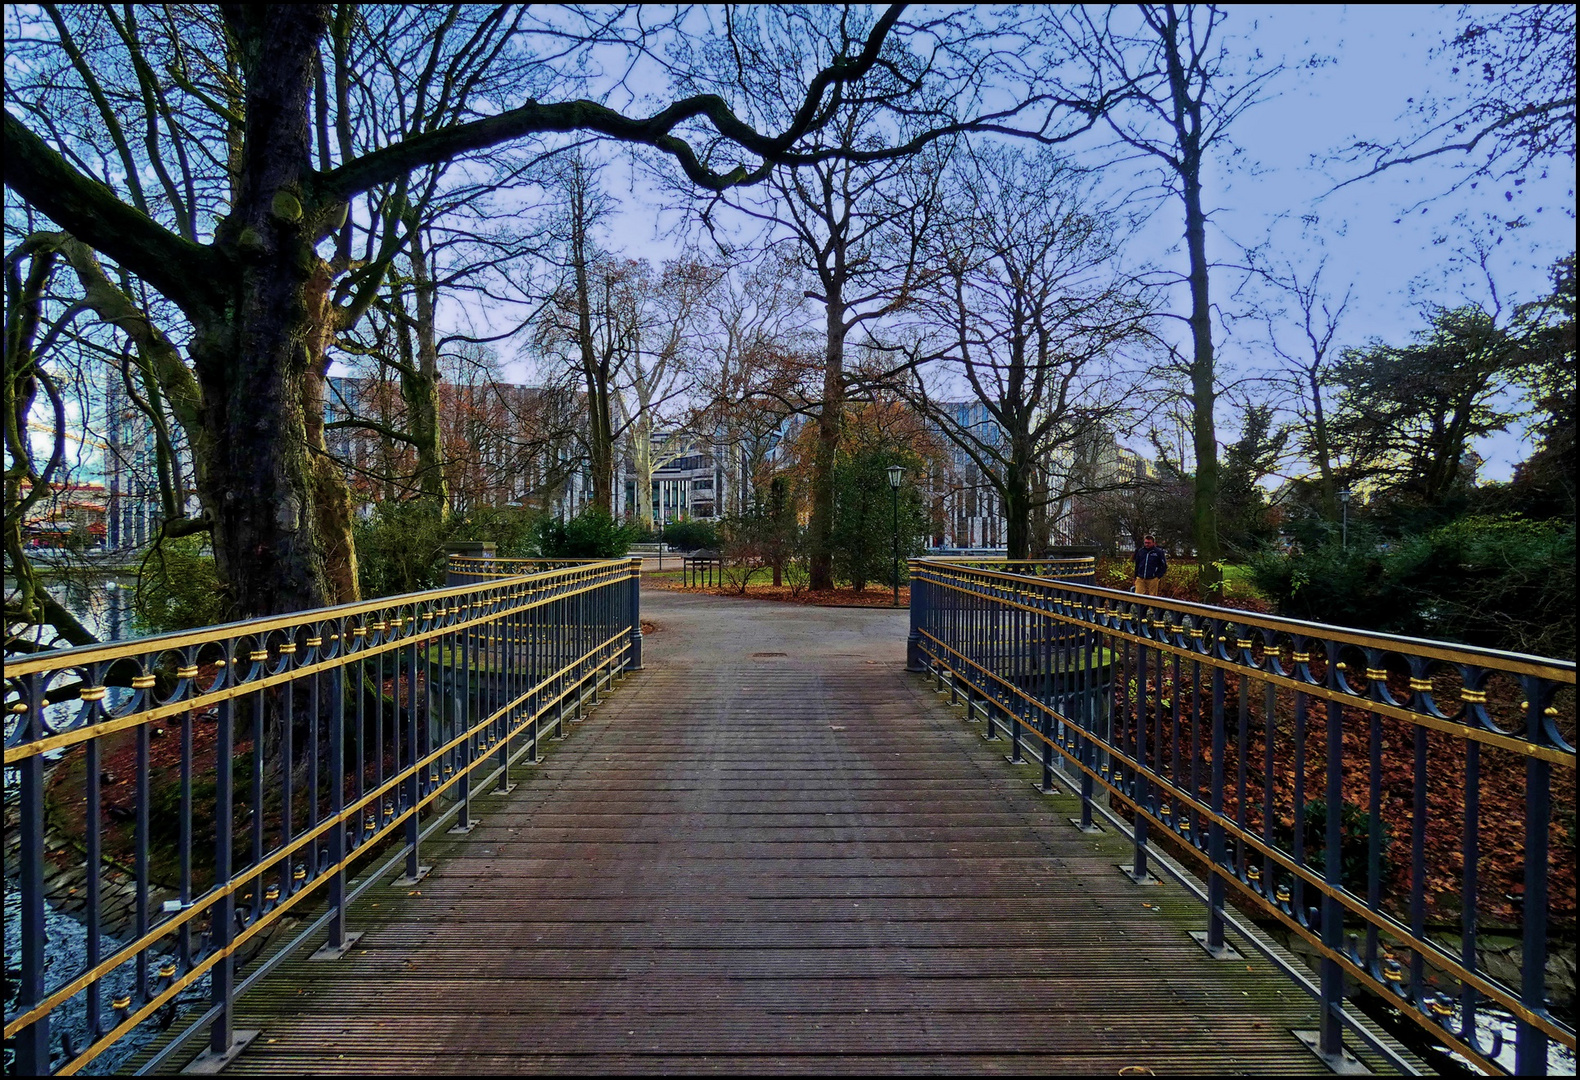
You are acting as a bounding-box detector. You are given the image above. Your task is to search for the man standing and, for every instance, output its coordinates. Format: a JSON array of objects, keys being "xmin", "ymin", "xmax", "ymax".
[{"xmin": 1134, "ymin": 534, "xmax": 1167, "ymax": 595}]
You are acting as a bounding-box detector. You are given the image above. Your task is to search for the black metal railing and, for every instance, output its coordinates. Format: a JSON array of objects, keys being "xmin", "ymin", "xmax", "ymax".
[
  {"xmin": 3, "ymin": 557, "xmax": 643, "ymax": 1075},
  {"xmin": 907, "ymin": 558, "xmax": 1575, "ymax": 1075}
]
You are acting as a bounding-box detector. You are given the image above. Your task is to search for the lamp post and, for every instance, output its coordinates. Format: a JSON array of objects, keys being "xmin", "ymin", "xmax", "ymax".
[
  {"xmin": 887, "ymin": 465, "xmax": 905, "ymax": 607},
  {"xmin": 1339, "ymin": 487, "xmax": 1351, "ymax": 549}
]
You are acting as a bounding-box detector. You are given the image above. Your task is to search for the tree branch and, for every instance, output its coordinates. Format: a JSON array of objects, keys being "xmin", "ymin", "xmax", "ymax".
[
  {"xmin": 2, "ymin": 113, "xmax": 229, "ymax": 319},
  {"xmin": 315, "ymin": 7, "xmax": 912, "ymax": 201}
]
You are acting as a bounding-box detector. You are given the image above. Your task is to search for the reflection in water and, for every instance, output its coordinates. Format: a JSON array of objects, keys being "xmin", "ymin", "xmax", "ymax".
[{"xmin": 54, "ymin": 575, "xmax": 135, "ymax": 644}]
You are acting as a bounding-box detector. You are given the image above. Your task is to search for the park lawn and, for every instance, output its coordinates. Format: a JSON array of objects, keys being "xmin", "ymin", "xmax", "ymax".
[{"xmin": 1221, "ymin": 563, "xmax": 1268, "ymax": 603}]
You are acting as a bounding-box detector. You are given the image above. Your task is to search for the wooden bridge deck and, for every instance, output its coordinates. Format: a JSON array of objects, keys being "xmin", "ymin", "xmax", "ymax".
[{"xmin": 194, "ymin": 590, "xmax": 1396, "ymax": 1075}]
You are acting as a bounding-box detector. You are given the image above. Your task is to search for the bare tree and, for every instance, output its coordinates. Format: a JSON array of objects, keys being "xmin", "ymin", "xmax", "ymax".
[
  {"xmin": 4, "ymin": 237, "xmax": 100, "ymax": 649},
  {"xmin": 1055, "ymin": 3, "xmax": 1284, "ymax": 597},
  {"xmin": 1256, "ymin": 257, "xmax": 1351, "ymax": 520},
  {"xmin": 904, "ymin": 145, "xmax": 1153, "ymax": 560},
  {"xmin": 674, "ymin": 5, "xmax": 1109, "ymax": 589},
  {"xmin": 610, "ymin": 257, "xmax": 723, "ymax": 531},
  {"xmin": 705, "ymin": 105, "xmax": 947, "ymax": 587},
  {"xmin": 694, "ymin": 251, "xmax": 820, "ymax": 516}
]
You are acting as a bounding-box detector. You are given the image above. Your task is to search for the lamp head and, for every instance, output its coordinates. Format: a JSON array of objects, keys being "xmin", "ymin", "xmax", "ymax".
[
  {"xmin": 887, "ymin": 464, "xmax": 904, "ymax": 490},
  {"xmin": 1339, "ymin": 488, "xmax": 1351, "ymax": 504}
]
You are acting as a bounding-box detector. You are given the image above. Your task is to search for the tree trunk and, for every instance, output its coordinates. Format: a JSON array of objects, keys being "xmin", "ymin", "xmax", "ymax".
[
  {"xmin": 809, "ymin": 288, "xmax": 845, "ymax": 591},
  {"xmin": 1181, "ymin": 167, "xmax": 1222, "ymax": 600},
  {"xmin": 631, "ymin": 419, "xmax": 655, "ymax": 531},
  {"xmin": 1004, "ymin": 458, "xmax": 1032, "ymax": 561},
  {"xmin": 405, "ymin": 224, "xmax": 449, "ymax": 512},
  {"xmin": 191, "ymin": 6, "xmax": 358, "ymax": 617},
  {"xmin": 1308, "ymin": 370, "xmax": 1338, "ymax": 520},
  {"xmin": 569, "ymin": 175, "xmax": 613, "ymax": 515}
]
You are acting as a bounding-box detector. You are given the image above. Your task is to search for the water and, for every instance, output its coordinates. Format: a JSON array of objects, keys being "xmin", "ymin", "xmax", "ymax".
[
  {"xmin": 3, "ymin": 883, "xmax": 211, "ymax": 1074},
  {"xmin": 1439, "ymin": 1007, "xmax": 1579, "ymax": 1075}
]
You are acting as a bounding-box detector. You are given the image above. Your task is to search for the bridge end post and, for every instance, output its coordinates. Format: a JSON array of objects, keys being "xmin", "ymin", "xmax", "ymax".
[
  {"xmin": 627, "ymin": 556, "xmax": 643, "ymax": 671},
  {"xmin": 905, "ymin": 559, "xmax": 927, "ymax": 672}
]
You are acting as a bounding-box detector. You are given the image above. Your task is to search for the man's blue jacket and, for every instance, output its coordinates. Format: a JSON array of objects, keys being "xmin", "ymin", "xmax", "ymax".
[{"xmin": 1134, "ymin": 546, "xmax": 1168, "ymax": 580}]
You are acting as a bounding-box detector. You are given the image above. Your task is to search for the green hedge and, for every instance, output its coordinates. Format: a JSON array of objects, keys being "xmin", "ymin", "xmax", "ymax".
[{"xmin": 1249, "ymin": 516, "xmax": 1574, "ymax": 658}]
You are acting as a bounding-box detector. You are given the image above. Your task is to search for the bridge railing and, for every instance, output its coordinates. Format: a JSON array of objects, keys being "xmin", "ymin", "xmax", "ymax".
[
  {"xmin": 925, "ymin": 555, "xmax": 1097, "ymax": 582},
  {"xmin": 445, "ymin": 555, "xmax": 612, "ymax": 585},
  {"xmin": 3, "ymin": 557, "xmax": 643, "ymax": 1075},
  {"xmin": 907, "ymin": 557, "xmax": 1575, "ymax": 1075}
]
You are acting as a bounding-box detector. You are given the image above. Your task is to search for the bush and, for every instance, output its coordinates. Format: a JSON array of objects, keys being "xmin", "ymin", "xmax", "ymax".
[
  {"xmin": 353, "ymin": 499, "xmax": 454, "ymax": 598},
  {"xmin": 1251, "ymin": 516, "xmax": 1575, "ymax": 657},
  {"xmin": 458, "ymin": 504, "xmax": 543, "ymax": 558},
  {"xmin": 355, "ymin": 501, "xmax": 549, "ymax": 598},
  {"xmin": 784, "ymin": 556, "xmax": 811, "ymax": 597},
  {"xmin": 133, "ymin": 535, "xmax": 228, "ymax": 634},
  {"xmin": 534, "ymin": 505, "xmax": 636, "ymax": 558},
  {"xmin": 831, "ymin": 450, "xmax": 927, "ymax": 592},
  {"xmin": 661, "ymin": 520, "xmax": 719, "ymax": 551},
  {"xmin": 1282, "ymin": 798, "xmax": 1394, "ymax": 897},
  {"xmin": 1094, "ymin": 555, "xmax": 1271, "ymax": 612},
  {"xmin": 715, "ymin": 505, "xmax": 775, "ymax": 594},
  {"xmin": 1247, "ymin": 533, "xmax": 1401, "ymax": 630}
]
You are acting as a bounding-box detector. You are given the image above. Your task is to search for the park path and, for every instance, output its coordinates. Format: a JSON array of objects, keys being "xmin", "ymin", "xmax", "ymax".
[{"xmin": 204, "ymin": 589, "xmax": 1358, "ymax": 1074}]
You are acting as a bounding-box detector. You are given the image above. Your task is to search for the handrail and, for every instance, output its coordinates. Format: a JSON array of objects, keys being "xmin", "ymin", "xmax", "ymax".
[
  {"xmin": 445, "ymin": 555, "xmax": 612, "ymax": 584},
  {"xmin": 3, "ymin": 557, "xmax": 644, "ymax": 1075},
  {"xmin": 925, "ymin": 555, "xmax": 1097, "ymax": 581},
  {"xmin": 906, "ymin": 557, "xmax": 1575, "ymax": 1076}
]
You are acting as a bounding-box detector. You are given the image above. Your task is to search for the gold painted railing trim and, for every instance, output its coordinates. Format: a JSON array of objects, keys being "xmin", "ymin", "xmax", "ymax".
[
  {"xmin": 3, "ymin": 628, "xmax": 631, "ymax": 1045},
  {"xmin": 6, "ymin": 560, "xmax": 628, "ymax": 678},
  {"xmin": 11, "ymin": 637, "xmax": 634, "ymax": 1076},
  {"xmin": 912, "ymin": 559, "xmax": 1577, "ymax": 682}
]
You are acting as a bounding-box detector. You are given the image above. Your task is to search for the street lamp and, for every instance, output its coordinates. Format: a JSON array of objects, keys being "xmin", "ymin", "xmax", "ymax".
[
  {"xmin": 887, "ymin": 465, "xmax": 905, "ymax": 607},
  {"xmin": 1339, "ymin": 487, "xmax": 1351, "ymax": 549}
]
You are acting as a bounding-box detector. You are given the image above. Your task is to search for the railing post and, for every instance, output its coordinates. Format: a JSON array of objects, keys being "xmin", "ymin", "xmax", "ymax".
[
  {"xmin": 1517, "ymin": 683, "xmax": 1552, "ymax": 1075},
  {"xmin": 627, "ymin": 556, "xmax": 644, "ymax": 671},
  {"xmin": 327, "ymin": 664, "xmax": 347, "ymax": 949},
  {"xmin": 1207, "ymin": 666, "xmax": 1229, "ymax": 954},
  {"xmin": 1319, "ymin": 696, "xmax": 1346, "ymax": 1057},
  {"xmin": 1037, "ymin": 618, "xmax": 1057, "ymax": 793},
  {"xmin": 211, "ymin": 698, "xmax": 236, "ymax": 1056},
  {"xmin": 1130, "ymin": 640, "xmax": 1151, "ymax": 883},
  {"xmin": 15, "ymin": 678, "xmax": 49, "ymax": 1077},
  {"xmin": 906, "ymin": 559, "xmax": 926, "ymax": 672},
  {"xmin": 450, "ymin": 619, "xmax": 472, "ymax": 840},
  {"xmin": 1079, "ymin": 605, "xmax": 1102, "ymax": 832},
  {"xmin": 1006, "ymin": 594, "xmax": 1025, "ymax": 762}
]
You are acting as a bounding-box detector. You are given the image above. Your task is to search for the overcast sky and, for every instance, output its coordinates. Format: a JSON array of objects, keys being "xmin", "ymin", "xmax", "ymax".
[{"xmin": 556, "ymin": 4, "xmax": 1574, "ymax": 483}]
